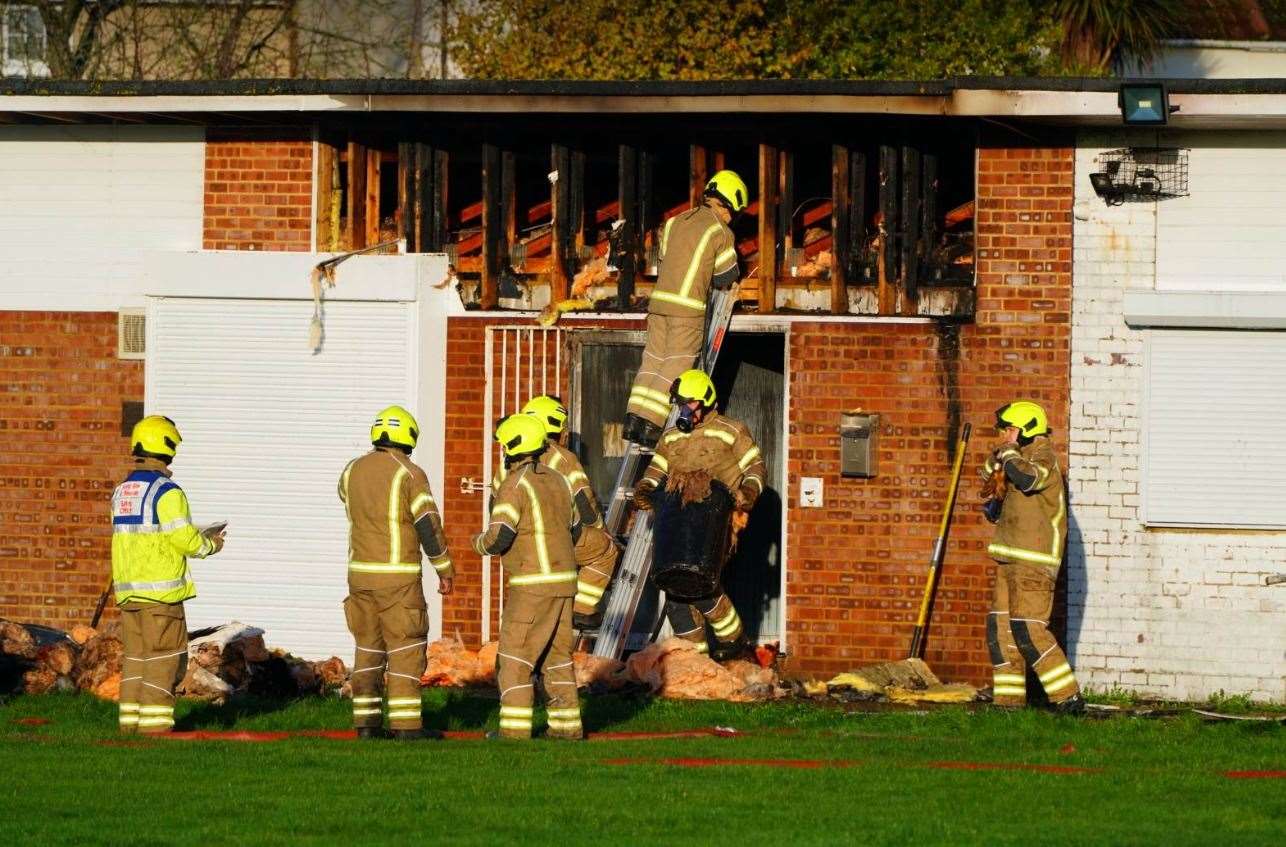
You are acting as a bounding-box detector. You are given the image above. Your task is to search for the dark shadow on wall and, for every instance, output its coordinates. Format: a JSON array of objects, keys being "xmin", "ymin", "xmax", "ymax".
[{"xmin": 1061, "ymin": 488, "xmax": 1088, "ymax": 667}]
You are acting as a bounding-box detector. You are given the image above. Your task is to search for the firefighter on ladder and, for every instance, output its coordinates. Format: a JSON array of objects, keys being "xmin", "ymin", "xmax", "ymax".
[
  {"xmin": 475, "ymin": 413, "xmax": 583, "ymax": 740},
  {"xmin": 491, "ymin": 395, "xmax": 619, "ymax": 630},
  {"xmin": 983, "ymin": 400, "xmax": 1085, "ymax": 715},
  {"xmin": 339, "ymin": 405, "xmax": 454, "ymax": 740},
  {"xmin": 632, "ymin": 369, "xmax": 765, "ymax": 661},
  {"xmin": 622, "ymin": 170, "xmax": 749, "ymax": 448},
  {"xmin": 112, "ymin": 415, "xmax": 225, "ymax": 734}
]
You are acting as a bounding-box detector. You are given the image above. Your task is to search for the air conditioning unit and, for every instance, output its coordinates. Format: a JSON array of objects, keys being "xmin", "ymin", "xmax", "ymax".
[{"xmin": 118, "ymin": 309, "xmax": 146, "ymax": 359}]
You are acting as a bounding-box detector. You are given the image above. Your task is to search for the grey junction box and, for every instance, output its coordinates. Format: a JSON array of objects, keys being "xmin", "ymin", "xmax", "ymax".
[{"xmin": 840, "ymin": 412, "xmax": 879, "ymax": 478}]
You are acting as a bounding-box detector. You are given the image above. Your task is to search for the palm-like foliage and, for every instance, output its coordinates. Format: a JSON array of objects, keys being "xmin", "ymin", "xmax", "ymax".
[{"xmin": 1055, "ymin": 0, "xmax": 1182, "ymax": 72}]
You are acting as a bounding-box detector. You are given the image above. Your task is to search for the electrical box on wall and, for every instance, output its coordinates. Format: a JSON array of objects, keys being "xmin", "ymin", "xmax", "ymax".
[{"xmin": 840, "ymin": 411, "xmax": 879, "ymax": 478}]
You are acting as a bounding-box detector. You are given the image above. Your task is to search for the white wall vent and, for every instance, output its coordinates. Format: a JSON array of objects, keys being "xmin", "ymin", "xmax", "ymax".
[{"xmin": 118, "ymin": 309, "xmax": 146, "ymax": 359}]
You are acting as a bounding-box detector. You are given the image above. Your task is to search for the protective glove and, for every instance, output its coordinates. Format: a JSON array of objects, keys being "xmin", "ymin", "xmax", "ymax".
[{"xmin": 632, "ymin": 486, "xmax": 655, "ymax": 511}]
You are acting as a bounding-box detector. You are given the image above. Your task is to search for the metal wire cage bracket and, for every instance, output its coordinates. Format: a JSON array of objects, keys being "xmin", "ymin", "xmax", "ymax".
[{"xmin": 1090, "ymin": 147, "xmax": 1190, "ymax": 205}]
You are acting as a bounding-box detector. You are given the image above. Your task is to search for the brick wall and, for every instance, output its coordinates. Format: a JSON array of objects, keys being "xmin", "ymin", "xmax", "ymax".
[
  {"xmin": 1070, "ymin": 131, "xmax": 1285, "ymax": 702},
  {"xmin": 0, "ymin": 311, "xmax": 142, "ymax": 628},
  {"xmin": 436, "ymin": 146, "xmax": 1072, "ymax": 682},
  {"xmin": 203, "ymin": 129, "xmax": 312, "ymax": 252}
]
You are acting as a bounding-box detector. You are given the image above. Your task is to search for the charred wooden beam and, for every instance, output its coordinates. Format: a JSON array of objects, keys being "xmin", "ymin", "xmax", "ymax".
[
  {"xmin": 398, "ymin": 142, "xmax": 417, "ymax": 251},
  {"xmin": 346, "ymin": 140, "xmax": 367, "ymax": 250},
  {"xmin": 900, "ymin": 145, "xmax": 921, "ymax": 307},
  {"xmin": 365, "ymin": 146, "xmax": 382, "ymax": 249},
  {"xmin": 689, "ymin": 145, "xmax": 708, "ymax": 209},
  {"xmin": 480, "ymin": 143, "xmax": 502, "ymax": 309},
  {"xmin": 428, "ymin": 147, "xmax": 449, "ymax": 252},
  {"xmin": 877, "ymin": 144, "xmax": 898, "ymax": 315},
  {"xmin": 778, "ymin": 148, "xmax": 795, "ymax": 263},
  {"xmin": 919, "ymin": 151, "xmax": 938, "ymax": 286},
  {"xmin": 850, "ymin": 147, "xmax": 867, "ymax": 283},
  {"xmin": 638, "ymin": 148, "xmax": 656, "ymax": 240},
  {"xmin": 571, "ymin": 148, "xmax": 586, "ymax": 255},
  {"xmin": 757, "ymin": 143, "xmax": 779, "ymax": 314},
  {"xmin": 616, "ymin": 144, "xmax": 639, "ymax": 311},
  {"xmin": 550, "ymin": 143, "xmax": 573, "ymax": 301},
  {"xmin": 502, "ymin": 150, "xmax": 517, "ymax": 262},
  {"xmin": 830, "ymin": 144, "xmax": 849, "ymax": 315},
  {"xmin": 315, "ymin": 137, "xmax": 339, "ymax": 252}
]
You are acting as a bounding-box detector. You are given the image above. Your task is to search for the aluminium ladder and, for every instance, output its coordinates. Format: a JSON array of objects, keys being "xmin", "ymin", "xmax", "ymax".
[{"xmin": 590, "ymin": 285, "xmax": 738, "ymax": 659}]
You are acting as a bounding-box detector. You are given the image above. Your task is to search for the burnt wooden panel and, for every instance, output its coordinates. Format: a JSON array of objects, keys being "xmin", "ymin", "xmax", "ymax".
[
  {"xmin": 757, "ymin": 143, "xmax": 779, "ymax": 314},
  {"xmin": 830, "ymin": 144, "xmax": 850, "ymax": 315}
]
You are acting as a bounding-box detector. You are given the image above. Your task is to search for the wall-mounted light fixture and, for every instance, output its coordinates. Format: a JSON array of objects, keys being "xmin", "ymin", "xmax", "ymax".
[{"xmin": 1119, "ymin": 83, "xmax": 1174, "ymax": 126}]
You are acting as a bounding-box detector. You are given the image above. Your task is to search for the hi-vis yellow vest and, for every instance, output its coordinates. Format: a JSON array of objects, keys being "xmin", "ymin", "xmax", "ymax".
[{"xmin": 111, "ymin": 469, "xmax": 213, "ymax": 604}]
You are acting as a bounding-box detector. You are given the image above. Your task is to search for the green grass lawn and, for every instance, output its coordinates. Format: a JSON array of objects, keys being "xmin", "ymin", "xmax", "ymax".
[{"xmin": 2, "ymin": 690, "xmax": 1282, "ymax": 846}]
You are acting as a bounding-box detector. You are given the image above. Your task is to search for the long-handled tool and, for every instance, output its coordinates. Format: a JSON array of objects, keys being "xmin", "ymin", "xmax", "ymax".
[
  {"xmin": 90, "ymin": 574, "xmax": 112, "ymax": 629},
  {"xmin": 908, "ymin": 422, "xmax": 971, "ymax": 659}
]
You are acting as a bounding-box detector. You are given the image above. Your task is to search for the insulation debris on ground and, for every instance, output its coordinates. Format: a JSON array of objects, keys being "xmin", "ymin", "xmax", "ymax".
[
  {"xmin": 0, "ymin": 618, "xmax": 347, "ymax": 705},
  {"xmin": 822, "ymin": 658, "xmax": 980, "ymax": 704}
]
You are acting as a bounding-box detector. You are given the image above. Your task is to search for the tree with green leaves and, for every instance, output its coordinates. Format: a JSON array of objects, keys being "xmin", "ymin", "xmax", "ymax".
[{"xmin": 1053, "ymin": 0, "xmax": 1182, "ymax": 72}]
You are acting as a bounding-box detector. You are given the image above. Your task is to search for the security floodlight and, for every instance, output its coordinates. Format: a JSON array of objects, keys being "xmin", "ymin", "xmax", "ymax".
[{"xmin": 1119, "ymin": 83, "xmax": 1170, "ymax": 126}]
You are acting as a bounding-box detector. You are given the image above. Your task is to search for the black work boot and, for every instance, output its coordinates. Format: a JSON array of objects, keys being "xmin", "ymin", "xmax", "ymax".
[
  {"xmin": 1051, "ymin": 693, "xmax": 1086, "ymax": 716},
  {"xmin": 573, "ymin": 611, "xmax": 602, "ymax": 631},
  {"xmin": 392, "ymin": 727, "xmax": 444, "ymax": 741},
  {"xmin": 356, "ymin": 726, "xmax": 390, "ymax": 740},
  {"xmin": 709, "ymin": 636, "xmax": 750, "ymax": 663},
  {"xmin": 622, "ymin": 413, "xmax": 663, "ymax": 449}
]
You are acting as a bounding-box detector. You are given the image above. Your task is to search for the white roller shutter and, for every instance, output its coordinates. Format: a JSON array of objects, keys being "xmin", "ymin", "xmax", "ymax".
[
  {"xmin": 1143, "ymin": 329, "xmax": 1286, "ymax": 528},
  {"xmin": 146, "ymin": 297, "xmax": 420, "ymax": 658}
]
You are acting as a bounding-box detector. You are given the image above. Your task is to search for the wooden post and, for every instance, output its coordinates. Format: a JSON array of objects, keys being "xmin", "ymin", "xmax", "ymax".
[
  {"xmin": 315, "ymin": 136, "xmax": 338, "ymax": 252},
  {"xmin": 428, "ymin": 148, "xmax": 448, "ymax": 252},
  {"xmin": 617, "ymin": 144, "xmax": 638, "ymax": 311},
  {"xmin": 830, "ymin": 144, "xmax": 849, "ymax": 315},
  {"xmin": 850, "ymin": 147, "xmax": 867, "ymax": 282},
  {"xmin": 920, "ymin": 151, "xmax": 938, "ymax": 287},
  {"xmin": 550, "ymin": 143, "xmax": 572, "ymax": 302},
  {"xmin": 365, "ymin": 147, "xmax": 381, "ymax": 248},
  {"xmin": 689, "ymin": 145, "xmax": 707, "ymax": 208},
  {"xmin": 501, "ymin": 150, "xmax": 516, "ymax": 261},
  {"xmin": 570, "ymin": 148, "xmax": 586, "ymax": 255},
  {"xmin": 757, "ymin": 143, "xmax": 779, "ymax": 314},
  {"xmin": 398, "ymin": 142, "xmax": 417, "ymax": 252},
  {"xmin": 481, "ymin": 143, "xmax": 501, "ymax": 309},
  {"xmin": 877, "ymin": 144, "xmax": 898, "ymax": 315},
  {"xmin": 778, "ymin": 148, "xmax": 795, "ymax": 273},
  {"xmin": 900, "ymin": 145, "xmax": 921, "ymax": 309},
  {"xmin": 345, "ymin": 140, "xmax": 367, "ymax": 250}
]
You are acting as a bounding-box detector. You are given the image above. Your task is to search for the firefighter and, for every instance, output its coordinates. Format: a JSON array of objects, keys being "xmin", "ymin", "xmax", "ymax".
[
  {"xmin": 339, "ymin": 405, "xmax": 454, "ymax": 740},
  {"xmin": 491, "ymin": 395, "xmax": 619, "ymax": 629},
  {"xmin": 983, "ymin": 400, "xmax": 1084, "ymax": 715},
  {"xmin": 632, "ymin": 369, "xmax": 765, "ymax": 661},
  {"xmin": 112, "ymin": 415, "xmax": 225, "ymax": 734},
  {"xmin": 475, "ymin": 414, "xmax": 582, "ymax": 740},
  {"xmin": 622, "ymin": 170, "xmax": 748, "ymax": 448}
]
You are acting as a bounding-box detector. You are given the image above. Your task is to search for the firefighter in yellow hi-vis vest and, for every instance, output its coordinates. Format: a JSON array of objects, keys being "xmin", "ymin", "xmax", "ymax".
[
  {"xmin": 634, "ymin": 369, "xmax": 765, "ymax": 661},
  {"xmin": 622, "ymin": 170, "xmax": 748, "ymax": 448},
  {"xmin": 491, "ymin": 395, "xmax": 619, "ymax": 630},
  {"xmin": 111, "ymin": 415, "xmax": 225, "ymax": 734},
  {"xmin": 983, "ymin": 400, "xmax": 1084, "ymax": 715},
  {"xmin": 475, "ymin": 414, "xmax": 582, "ymax": 740},
  {"xmin": 339, "ymin": 405, "xmax": 454, "ymax": 740}
]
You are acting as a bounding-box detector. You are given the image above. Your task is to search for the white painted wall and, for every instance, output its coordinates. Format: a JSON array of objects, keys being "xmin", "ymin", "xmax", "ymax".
[
  {"xmin": 1138, "ymin": 43, "xmax": 1286, "ymax": 79},
  {"xmin": 1071, "ymin": 129, "xmax": 1286, "ymax": 702},
  {"xmin": 0, "ymin": 125, "xmax": 205, "ymax": 311}
]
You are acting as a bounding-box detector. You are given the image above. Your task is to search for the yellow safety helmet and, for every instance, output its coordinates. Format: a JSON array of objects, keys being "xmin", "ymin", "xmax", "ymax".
[
  {"xmin": 131, "ymin": 415, "xmax": 182, "ymax": 460},
  {"xmin": 704, "ymin": 169, "xmax": 749, "ymax": 214},
  {"xmin": 995, "ymin": 400, "xmax": 1049, "ymax": 438},
  {"xmin": 371, "ymin": 405, "xmax": 420, "ymax": 450},
  {"xmin": 521, "ymin": 395, "xmax": 568, "ymax": 438},
  {"xmin": 670, "ymin": 369, "xmax": 717, "ymax": 408},
  {"xmin": 495, "ymin": 413, "xmax": 547, "ymax": 460}
]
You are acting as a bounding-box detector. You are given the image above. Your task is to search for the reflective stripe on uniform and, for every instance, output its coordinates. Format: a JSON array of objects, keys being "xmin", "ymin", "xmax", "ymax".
[
  {"xmin": 1039, "ymin": 662, "xmax": 1077, "ymax": 694},
  {"xmin": 409, "ymin": 492, "xmax": 433, "ymax": 515},
  {"xmin": 509, "ymin": 571, "xmax": 577, "ymax": 586},
  {"xmin": 566, "ymin": 469, "xmax": 589, "ymax": 488},
  {"xmin": 575, "ymin": 581, "xmax": 604, "ymax": 599},
  {"xmin": 711, "ymin": 607, "xmax": 741, "ymax": 638},
  {"xmin": 517, "ymin": 477, "xmax": 550, "ymax": 573},
  {"xmin": 714, "ymin": 245, "xmax": 737, "ymax": 270},
  {"xmin": 388, "ymin": 466, "xmax": 409, "ymax": 563},
  {"xmin": 493, "ymin": 503, "xmax": 520, "ymax": 524},
  {"xmin": 499, "ymin": 705, "xmax": 533, "ymax": 731},
  {"xmin": 661, "ymin": 216, "xmax": 675, "ymax": 257},
  {"xmin": 672, "ymin": 223, "xmax": 722, "ymax": 308},
  {"xmin": 702, "ymin": 427, "xmax": 735, "ymax": 445},
  {"xmin": 349, "ymin": 562, "xmax": 422, "ymax": 573},
  {"xmin": 352, "ymin": 696, "xmax": 382, "ymax": 704},
  {"xmin": 431, "ymin": 556, "xmax": 452, "ymax": 573},
  {"xmin": 986, "ymin": 543, "xmax": 1060, "ymax": 567},
  {"xmin": 650, "ymin": 454, "xmax": 669, "ymax": 472},
  {"xmin": 737, "ymin": 445, "xmax": 761, "ymax": 470},
  {"xmin": 651, "ymin": 289, "xmax": 705, "ymax": 312},
  {"xmin": 114, "ymin": 577, "xmax": 186, "ymax": 593},
  {"xmin": 112, "ymin": 517, "xmax": 193, "ymax": 535}
]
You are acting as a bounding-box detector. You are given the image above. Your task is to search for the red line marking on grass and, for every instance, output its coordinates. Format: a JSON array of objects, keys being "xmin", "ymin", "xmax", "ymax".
[
  {"xmin": 167, "ymin": 731, "xmax": 292, "ymax": 742},
  {"xmin": 603, "ymin": 757, "xmax": 857, "ymax": 769},
  {"xmin": 1224, "ymin": 770, "xmax": 1286, "ymax": 779},
  {"xmin": 928, "ymin": 761, "xmax": 1099, "ymax": 775},
  {"xmin": 13, "ymin": 718, "xmax": 50, "ymax": 726}
]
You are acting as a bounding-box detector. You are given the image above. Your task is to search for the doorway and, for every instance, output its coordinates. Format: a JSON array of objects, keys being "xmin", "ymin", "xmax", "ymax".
[{"xmin": 569, "ymin": 329, "xmax": 786, "ymax": 643}]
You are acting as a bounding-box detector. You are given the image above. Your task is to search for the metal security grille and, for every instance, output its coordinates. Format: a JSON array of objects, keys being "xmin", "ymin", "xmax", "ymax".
[
  {"xmin": 117, "ymin": 309, "xmax": 146, "ymax": 359},
  {"xmin": 479, "ymin": 325, "xmax": 568, "ymax": 641}
]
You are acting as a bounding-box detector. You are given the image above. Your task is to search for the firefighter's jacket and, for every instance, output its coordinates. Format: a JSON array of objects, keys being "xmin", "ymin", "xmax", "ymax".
[
  {"xmin": 111, "ymin": 458, "xmax": 216, "ymax": 605},
  {"xmin": 474, "ymin": 459, "xmax": 578, "ymax": 596},
  {"xmin": 649, "ymin": 205, "xmax": 739, "ymax": 317},
  {"xmin": 983, "ymin": 436, "xmax": 1066, "ymax": 568},
  {"xmin": 638, "ymin": 413, "xmax": 766, "ymax": 507},
  {"xmin": 339, "ymin": 447, "xmax": 453, "ymax": 588},
  {"xmin": 492, "ymin": 441, "xmax": 603, "ymax": 529}
]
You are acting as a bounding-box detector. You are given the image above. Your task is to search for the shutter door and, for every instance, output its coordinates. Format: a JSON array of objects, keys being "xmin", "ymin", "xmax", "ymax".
[
  {"xmin": 147, "ymin": 298, "xmax": 418, "ymax": 658},
  {"xmin": 1144, "ymin": 329, "xmax": 1286, "ymax": 528}
]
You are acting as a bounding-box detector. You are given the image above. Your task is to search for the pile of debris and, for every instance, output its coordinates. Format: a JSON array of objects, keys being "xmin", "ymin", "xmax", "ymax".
[
  {"xmin": 818, "ymin": 658, "xmax": 979, "ymax": 704},
  {"xmin": 420, "ymin": 635, "xmax": 785, "ymax": 702},
  {"xmin": 0, "ymin": 618, "xmax": 348, "ymax": 705}
]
